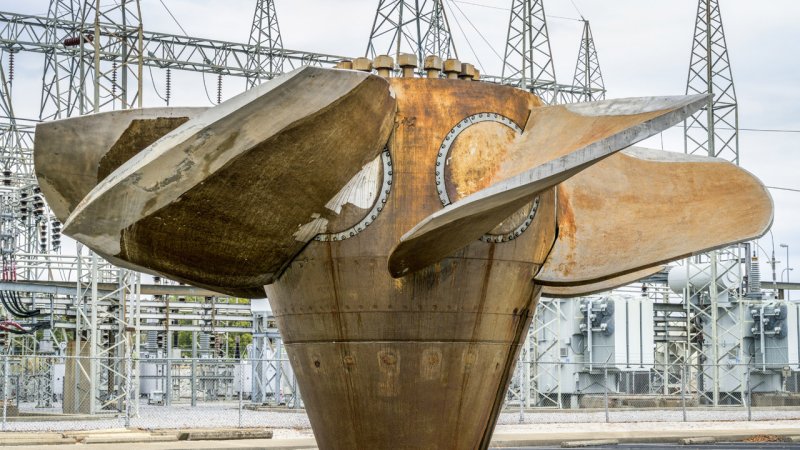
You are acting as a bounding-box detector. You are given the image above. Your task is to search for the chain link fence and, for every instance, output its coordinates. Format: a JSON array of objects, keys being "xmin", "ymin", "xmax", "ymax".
[
  {"xmin": 502, "ymin": 361, "xmax": 800, "ymax": 425},
  {"xmin": 0, "ymin": 355, "xmax": 798, "ymax": 431}
]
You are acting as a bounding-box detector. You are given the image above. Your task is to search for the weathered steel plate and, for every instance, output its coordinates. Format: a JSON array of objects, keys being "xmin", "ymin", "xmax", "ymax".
[
  {"xmin": 542, "ymin": 266, "xmax": 663, "ymax": 298},
  {"xmin": 388, "ymin": 95, "xmax": 709, "ymax": 277},
  {"xmin": 534, "ymin": 147, "xmax": 774, "ymax": 287},
  {"xmin": 57, "ymin": 67, "xmax": 396, "ymax": 297},
  {"xmin": 34, "ymin": 107, "xmax": 205, "ymax": 223}
]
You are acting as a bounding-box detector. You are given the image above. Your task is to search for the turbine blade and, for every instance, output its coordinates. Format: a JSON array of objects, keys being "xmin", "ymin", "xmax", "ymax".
[
  {"xmin": 389, "ymin": 95, "xmax": 709, "ymax": 278},
  {"xmin": 541, "ymin": 266, "xmax": 664, "ymax": 298},
  {"xmin": 34, "ymin": 107, "xmax": 206, "ymax": 223},
  {"xmin": 51, "ymin": 67, "xmax": 396, "ymax": 297},
  {"xmin": 534, "ymin": 147, "xmax": 774, "ymax": 287}
]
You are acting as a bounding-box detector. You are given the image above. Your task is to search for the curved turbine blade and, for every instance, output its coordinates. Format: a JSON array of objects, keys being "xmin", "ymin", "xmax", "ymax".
[
  {"xmin": 389, "ymin": 95, "xmax": 709, "ymax": 278},
  {"xmin": 55, "ymin": 67, "xmax": 396, "ymax": 298},
  {"xmin": 534, "ymin": 147, "xmax": 774, "ymax": 287},
  {"xmin": 34, "ymin": 107, "xmax": 206, "ymax": 223},
  {"xmin": 541, "ymin": 266, "xmax": 663, "ymax": 298}
]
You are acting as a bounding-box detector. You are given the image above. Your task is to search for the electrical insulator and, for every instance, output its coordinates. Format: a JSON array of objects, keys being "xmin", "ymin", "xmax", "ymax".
[
  {"xmin": 2, "ymin": 170, "xmax": 11, "ymax": 186},
  {"xmin": 156, "ymin": 333, "xmax": 164, "ymax": 349}
]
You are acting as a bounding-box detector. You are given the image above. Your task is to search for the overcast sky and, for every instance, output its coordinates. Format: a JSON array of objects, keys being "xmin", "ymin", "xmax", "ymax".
[{"xmin": 4, "ymin": 0, "xmax": 799, "ymax": 290}]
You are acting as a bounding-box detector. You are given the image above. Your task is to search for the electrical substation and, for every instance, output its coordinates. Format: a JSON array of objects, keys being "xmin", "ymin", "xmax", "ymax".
[{"xmin": 0, "ymin": 0, "xmax": 797, "ymax": 438}]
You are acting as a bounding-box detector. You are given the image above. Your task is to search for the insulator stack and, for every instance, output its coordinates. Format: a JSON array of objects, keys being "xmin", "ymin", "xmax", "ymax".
[
  {"xmin": 217, "ymin": 74, "xmax": 223, "ymax": 104},
  {"xmin": 62, "ymin": 34, "xmax": 93, "ymax": 47},
  {"xmin": 2, "ymin": 170, "xmax": 11, "ymax": 186},
  {"xmin": 749, "ymin": 252, "xmax": 762, "ymax": 298},
  {"xmin": 18, "ymin": 189, "xmax": 28, "ymax": 220},
  {"xmin": 51, "ymin": 219, "xmax": 61, "ymax": 251},
  {"xmin": 7, "ymin": 51, "xmax": 13, "ymax": 85},
  {"xmin": 111, "ymin": 62, "xmax": 117, "ymax": 98},
  {"xmin": 38, "ymin": 222, "xmax": 47, "ymax": 253},
  {"xmin": 32, "ymin": 186, "xmax": 44, "ymax": 218},
  {"xmin": 165, "ymin": 68, "xmax": 172, "ymax": 106}
]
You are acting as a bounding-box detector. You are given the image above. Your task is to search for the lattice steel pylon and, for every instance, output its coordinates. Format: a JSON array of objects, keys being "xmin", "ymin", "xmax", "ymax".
[
  {"xmin": 246, "ymin": 0, "xmax": 285, "ymax": 88},
  {"xmin": 571, "ymin": 20, "xmax": 604, "ymax": 103},
  {"xmin": 682, "ymin": 0, "xmax": 746, "ymax": 407},
  {"xmin": 366, "ymin": 0, "xmax": 458, "ymax": 64},
  {"xmin": 39, "ymin": 0, "xmax": 85, "ymax": 120},
  {"xmin": 684, "ymin": 0, "xmax": 738, "ymax": 164},
  {"xmin": 501, "ymin": 0, "xmax": 558, "ymax": 104},
  {"xmin": 40, "ymin": 0, "xmax": 143, "ymax": 117}
]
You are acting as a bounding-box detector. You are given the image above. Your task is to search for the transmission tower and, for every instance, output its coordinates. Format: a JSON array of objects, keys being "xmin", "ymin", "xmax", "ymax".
[
  {"xmin": 246, "ymin": 0, "xmax": 285, "ymax": 88},
  {"xmin": 684, "ymin": 0, "xmax": 738, "ymax": 164},
  {"xmin": 366, "ymin": 0, "xmax": 457, "ymax": 64},
  {"xmin": 40, "ymin": 0, "xmax": 143, "ymax": 118},
  {"xmin": 501, "ymin": 0, "xmax": 558, "ymax": 104},
  {"xmin": 571, "ymin": 20, "xmax": 604, "ymax": 102},
  {"xmin": 682, "ymin": 0, "xmax": 746, "ymax": 407},
  {"xmin": 39, "ymin": 0, "xmax": 85, "ymax": 120}
]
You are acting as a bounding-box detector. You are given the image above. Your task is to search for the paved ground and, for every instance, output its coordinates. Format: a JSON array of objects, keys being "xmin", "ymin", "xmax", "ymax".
[
  {"xmin": 1, "ymin": 420, "xmax": 799, "ymax": 449},
  {"xmin": 494, "ymin": 443, "xmax": 800, "ymax": 450}
]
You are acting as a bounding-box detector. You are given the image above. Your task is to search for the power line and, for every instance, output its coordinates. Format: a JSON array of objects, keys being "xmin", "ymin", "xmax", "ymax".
[
  {"xmin": 568, "ymin": 0, "xmax": 584, "ymax": 20},
  {"xmin": 767, "ymin": 186, "xmax": 800, "ymax": 194},
  {"xmin": 158, "ymin": 0, "xmax": 189, "ymax": 35},
  {"xmin": 740, "ymin": 127, "xmax": 800, "ymax": 134},
  {"xmin": 451, "ymin": 0, "xmax": 506, "ymax": 11},
  {"xmin": 685, "ymin": 125, "xmax": 800, "ymax": 134},
  {"xmin": 443, "ymin": 1, "xmax": 486, "ymax": 72},
  {"xmin": 451, "ymin": 0, "xmax": 582, "ymax": 21},
  {"xmin": 446, "ymin": 0, "xmax": 504, "ymax": 64}
]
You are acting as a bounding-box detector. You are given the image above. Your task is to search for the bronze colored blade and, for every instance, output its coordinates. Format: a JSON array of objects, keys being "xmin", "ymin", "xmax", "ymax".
[
  {"xmin": 57, "ymin": 66, "xmax": 396, "ymax": 297},
  {"xmin": 541, "ymin": 266, "xmax": 663, "ymax": 298},
  {"xmin": 34, "ymin": 107, "xmax": 206, "ymax": 223},
  {"xmin": 534, "ymin": 147, "xmax": 774, "ymax": 287},
  {"xmin": 389, "ymin": 94, "xmax": 709, "ymax": 278}
]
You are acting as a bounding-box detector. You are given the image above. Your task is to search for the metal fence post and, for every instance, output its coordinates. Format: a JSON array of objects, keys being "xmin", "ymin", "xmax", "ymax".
[
  {"xmin": 124, "ymin": 354, "xmax": 133, "ymax": 428},
  {"xmin": 746, "ymin": 365, "xmax": 752, "ymax": 421},
  {"xmin": 2, "ymin": 355, "xmax": 8, "ymax": 431},
  {"xmin": 603, "ymin": 366, "xmax": 609, "ymax": 423},
  {"xmin": 238, "ymin": 362, "xmax": 243, "ymax": 428},
  {"xmin": 191, "ymin": 357, "xmax": 197, "ymax": 407},
  {"xmin": 681, "ymin": 363, "xmax": 687, "ymax": 422}
]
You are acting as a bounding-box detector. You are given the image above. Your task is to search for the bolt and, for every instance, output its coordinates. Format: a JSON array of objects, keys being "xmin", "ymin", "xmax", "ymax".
[
  {"xmin": 424, "ymin": 55, "xmax": 443, "ymax": 78},
  {"xmin": 335, "ymin": 60, "xmax": 353, "ymax": 70},
  {"xmin": 373, "ymin": 55, "xmax": 394, "ymax": 78},
  {"xmin": 443, "ymin": 59, "xmax": 461, "ymax": 79},
  {"xmin": 397, "ymin": 53, "xmax": 418, "ymax": 78},
  {"xmin": 352, "ymin": 57, "xmax": 373, "ymax": 72},
  {"xmin": 459, "ymin": 63, "xmax": 476, "ymax": 81}
]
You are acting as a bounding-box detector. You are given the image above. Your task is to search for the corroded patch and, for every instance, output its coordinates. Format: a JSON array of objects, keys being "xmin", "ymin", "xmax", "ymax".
[
  {"xmin": 436, "ymin": 113, "xmax": 538, "ymax": 243},
  {"xmin": 98, "ymin": 117, "xmax": 190, "ymax": 182}
]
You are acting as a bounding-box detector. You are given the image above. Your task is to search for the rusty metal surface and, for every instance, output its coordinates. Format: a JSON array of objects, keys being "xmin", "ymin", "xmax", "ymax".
[
  {"xmin": 266, "ymin": 78, "xmax": 555, "ymax": 450},
  {"xmin": 50, "ymin": 67, "xmax": 396, "ymax": 298},
  {"xmin": 535, "ymin": 147, "xmax": 774, "ymax": 287},
  {"xmin": 542, "ymin": 266, "xmax": 663, "ymax": 298},
  {"xmin": 388, "ymin": 95, "xmax": 709, "ymax": 278}
]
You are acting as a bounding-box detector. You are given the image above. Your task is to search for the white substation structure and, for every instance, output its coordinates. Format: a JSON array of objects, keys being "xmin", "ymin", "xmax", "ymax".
[
  {"xmin": 532, "ymin": 295, "xmax": 654, "ymax": 407},
  {"xmin": 668, "ymin": 258, "xmax": 799, "ymax": 398},
  {"xmin": 750, "ymin": 301, "xmax": 800, "ymax": 391}
]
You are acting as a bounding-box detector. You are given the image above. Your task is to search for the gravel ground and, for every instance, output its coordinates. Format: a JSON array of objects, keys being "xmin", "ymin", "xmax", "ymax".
[{"xmin": 5, "ymin": 400, "xmax": 800, "ymax": 435}]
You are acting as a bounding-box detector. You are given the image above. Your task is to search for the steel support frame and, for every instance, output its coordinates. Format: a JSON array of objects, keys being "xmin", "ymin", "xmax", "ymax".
[
  {"xmin": 682, "ymin": 0, "xmax": 745, "ymax": 407},
  {"xmin": 501, "ymin": 0, "xmax": 558, "ymax": 104},
  {"xmin": 570, "ymin": 20, "xmax": 605, "ymax": 103},
  {"xmin": 366, "ymin": 0, "xmax": 457, "ymax": 64}
]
